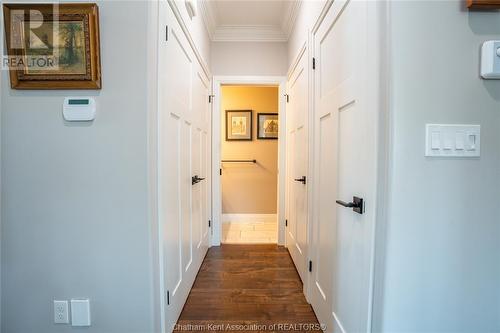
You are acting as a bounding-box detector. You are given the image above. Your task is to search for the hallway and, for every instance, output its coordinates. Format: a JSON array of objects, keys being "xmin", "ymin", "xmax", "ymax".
[
  {"xmin": 175, "ymin": 245, "xmax": 322, "ymax": 332},
  {"xmin": 1, "ymin": 1, "xmax": 499, "ymax": 332}
]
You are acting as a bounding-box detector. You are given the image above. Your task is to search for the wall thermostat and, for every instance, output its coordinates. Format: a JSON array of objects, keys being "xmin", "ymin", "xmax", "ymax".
[
  {"xmin": 63, "ymin": 97, "xmax": 96, "ymax": 121},
  {"xmin": 480, "ymin": 40, "xmax": 500, "ymax": 79}
]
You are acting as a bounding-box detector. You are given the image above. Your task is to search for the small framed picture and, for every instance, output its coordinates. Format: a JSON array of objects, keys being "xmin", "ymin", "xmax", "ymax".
[
  {"xmin": 226, "ymin": 110, "xmax": 253, "ymax": 141},
  {"xmin": 2, "ymin": 3, "xmax": 101, "ymax": 89},
  {"xmin": 257, "ymin": 113, "xmax": 279, "ymax": 139}
]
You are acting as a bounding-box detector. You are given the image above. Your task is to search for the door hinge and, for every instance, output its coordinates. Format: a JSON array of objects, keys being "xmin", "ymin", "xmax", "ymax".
[
  {"xmin": 166, "ymin": 290, "xmax": 170, "ymax": 305},
  {"xmin": 284, "ymin": 94, "xmax": 289, "ymax": 103},
  {"xmin": 209, "ymin": 95, "xmax": 215, "ymax": 103},
  {"xmin": 165, "ymin": 25, "xmax": 169, "ymax": 42},
  {"xmin": 220, "ymin": 168, "xmax": 222, "ymax": 176},
  {"xmin": 309, "ymin": 260, "xmax": 313, "ymax": 272},
  {"xmin": 208, "ymin": 220, "xmax": 211, "ymax": 228},
  {"xmin": 285, "ymin": 219, "xmax": 288, "ymax": 227},
  {"xmin": 312, "ymin": 57, "xmax": 316, "ymax": 70}
]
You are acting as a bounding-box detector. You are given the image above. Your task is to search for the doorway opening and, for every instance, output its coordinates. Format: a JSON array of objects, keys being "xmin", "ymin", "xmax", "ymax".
[
  {"xmin": 220, "ymin": 85, "xmax": 280, "ymax": 244},
  {"xmin": 212, "ymin": 77, "xmax": 287, "ymax": 246}
]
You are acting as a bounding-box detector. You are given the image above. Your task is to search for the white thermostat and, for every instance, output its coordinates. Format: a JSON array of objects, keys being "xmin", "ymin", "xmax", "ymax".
[
  {"xmin": 480, "ymin": 40, "xmax": 500, "ymax": 79},
  {"xmin": 63, "ymin": 97, "xmax": 96, "ymax": 121}
]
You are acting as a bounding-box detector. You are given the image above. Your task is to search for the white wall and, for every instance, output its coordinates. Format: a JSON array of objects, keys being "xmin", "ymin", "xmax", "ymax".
[
  {"xmin": 1, "ymin": 1, "xmax": 155, "ymax": 332},
  {"xmin": 375, "ymin": 1, "xmax": 500, "ymax": 332},
  {"xmin": 287, "ymin": 0, "xmax": 326, "ymax": 66},
  {"xmin": 211, "ymin": 41, "xmax": 288, "ymax": 76}
]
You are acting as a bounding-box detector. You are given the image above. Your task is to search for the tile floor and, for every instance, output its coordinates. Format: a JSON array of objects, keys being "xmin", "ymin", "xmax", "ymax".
[{"xmin": 222, "ymin": 220, "xmax": 278, "ymax": 244}]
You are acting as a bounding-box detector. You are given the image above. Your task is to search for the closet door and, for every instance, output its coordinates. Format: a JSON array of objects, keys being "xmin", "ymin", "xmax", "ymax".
[
  {"xmin": 158, "ymin": 2, "xmax": 211, "ymax": 331},
  {"xmin": 286, "ymin": 45, "xmax": 309, "ymax": 283},
  {"xmin": 192, "ymin": 70, "xmax": 211, "ymax": 257},
  {"xmin": 309, "ymin": 1, "xmax": 377, "ymax": 332}
]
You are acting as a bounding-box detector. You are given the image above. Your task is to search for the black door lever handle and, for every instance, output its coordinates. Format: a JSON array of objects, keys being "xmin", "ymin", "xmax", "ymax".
[
  {"xmin": 294, "ymin": 176, "xmax": 306, "ymax": 184},
  {"xmin": 336, "ymin": 200, "xmax": 356, "ymax": 208},
  {"xmin": 336, "ymin": 196, "xmax": 364, "ymax": 214},
  {"xmin": 192, "ymin": 175, "xmax": 205, "ymax": 185}
]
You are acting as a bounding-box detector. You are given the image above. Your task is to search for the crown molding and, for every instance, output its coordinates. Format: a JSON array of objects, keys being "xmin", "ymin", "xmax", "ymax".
[
  {"xmin": 198, "ymin": 0, "xmax": 301, "ymax": 42},
  {"xmin": 212, "ymin": 25, "xmax": 288, "ymax": 42}
]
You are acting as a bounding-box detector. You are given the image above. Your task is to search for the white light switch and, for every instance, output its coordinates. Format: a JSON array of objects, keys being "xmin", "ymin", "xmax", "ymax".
[
  {"xmin": 455, "ymin": 132, "xmax": 465, "ymax": 150},
  {"xmin": 425, "ymin": 124, "xmax": 480, "ymax": 157},
  {"xmin": 431, "ymin": 132, "xmax": 440, "ymax": 150},
  {"xmin": 443, "ymin": 133, "xmax": 454, "ymax": 150},
  {"xmin": 71, "ymin": 299, "xmax": 91, "ymax": 327},
  {"xmin": 467, "ymin": 134, "xmax": 477, "ymax": 151},
  {"xmin": 54, "ymin": 300, "xmax": 69, "ymax": 324}
]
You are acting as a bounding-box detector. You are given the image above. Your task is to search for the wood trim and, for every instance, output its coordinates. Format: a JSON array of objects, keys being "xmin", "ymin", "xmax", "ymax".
[{"xmin": 467, "ymin": 0, "xmax": 500, "ymax": 9}]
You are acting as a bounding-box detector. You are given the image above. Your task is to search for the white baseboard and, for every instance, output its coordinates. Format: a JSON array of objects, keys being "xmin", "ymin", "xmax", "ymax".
[{"xmin": 222, "ymin": 214, "xmax": 277, "ymax": 224}]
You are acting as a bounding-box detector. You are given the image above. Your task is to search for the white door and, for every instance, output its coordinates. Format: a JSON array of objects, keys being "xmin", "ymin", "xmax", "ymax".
[
  {"xmin": 158, "ymin": 2, "xmax": 211, "ymax": 331},
  {"xmin": 286, "ymin": 46, "xmax": 309, "ymax": 283},
  {"xmin": 310, "ymin": 1, "xmax": 378, "ymax": 332}
]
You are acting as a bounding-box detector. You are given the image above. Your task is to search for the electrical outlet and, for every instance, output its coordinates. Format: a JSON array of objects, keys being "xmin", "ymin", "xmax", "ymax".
[{"xmin": 54, "ymin": 300, "xmax": 69, "ymax": 324}]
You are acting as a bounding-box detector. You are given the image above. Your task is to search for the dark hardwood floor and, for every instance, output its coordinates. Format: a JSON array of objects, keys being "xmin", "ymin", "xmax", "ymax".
[{"xmin": 175, "ymin": 244, "xmax": 322, "ymax": 332}]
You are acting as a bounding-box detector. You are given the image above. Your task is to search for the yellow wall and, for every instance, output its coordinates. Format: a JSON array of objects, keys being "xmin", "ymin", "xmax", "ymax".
[{"xmin": 221, "ymin": 86, "xmax": 279, "ymax": 214}]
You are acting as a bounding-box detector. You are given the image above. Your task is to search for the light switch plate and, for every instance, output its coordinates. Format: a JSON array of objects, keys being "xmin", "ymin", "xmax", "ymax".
[
  {"xmin": 71, "ymin": 299, "xmax": 91, "ymax": 327},
  {"xmin": 425, "ymin": 124, "xmax": 480, "ymax": 157},
  {"xmin": 54, "ymin": 300, "xmax": 69, "ymax": 324}
]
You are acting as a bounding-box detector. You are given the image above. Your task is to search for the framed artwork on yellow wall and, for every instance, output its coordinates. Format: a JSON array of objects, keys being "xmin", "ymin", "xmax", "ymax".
[
  {"xmin": 226, "ymin": 110, "xmax": 253, "ymax": 141},
  {"xmin": 257, "ymin": 113, "xmax": 278, "ymax": 139}
]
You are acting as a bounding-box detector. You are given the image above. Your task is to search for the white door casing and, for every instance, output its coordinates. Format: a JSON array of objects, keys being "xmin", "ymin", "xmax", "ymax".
[
  {"xmin": 157, "ymin": 2, "xmax": 211, "ymax": 332},
  {"xmin": 211, "ymin": 76, "xmax": 287, "ymax": 246},
  {"xmin": 309, "ymin": 1, "xmax": 379, "ymax": 333},
  {"xmin": 286, "ymin": 45, "xmax": 310, "ymax": 284}
]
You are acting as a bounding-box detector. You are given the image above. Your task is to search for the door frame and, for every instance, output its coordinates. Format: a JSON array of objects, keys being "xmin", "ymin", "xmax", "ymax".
[{"xmin": 211, "ymin": 76, "xmax": 287, "ymax": 246}]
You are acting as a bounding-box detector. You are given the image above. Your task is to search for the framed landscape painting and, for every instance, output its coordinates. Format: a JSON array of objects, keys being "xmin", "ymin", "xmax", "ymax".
[
  {"xmin": 257, "ymin": 113, "xmax": 278, "ymax": 139},
  {"xmin": 226, "ymin": 110, "xmax": 253, "ymax": 141},
  {"xmin": 2, "ymin": 3, "xmax": 101, "ymax": 89}
]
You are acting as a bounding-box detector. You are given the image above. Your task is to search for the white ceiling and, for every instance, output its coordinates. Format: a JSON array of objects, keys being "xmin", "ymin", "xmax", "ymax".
[{"xmin": 199, "ymin": 0, "xmax": 301, "ymax": 42}]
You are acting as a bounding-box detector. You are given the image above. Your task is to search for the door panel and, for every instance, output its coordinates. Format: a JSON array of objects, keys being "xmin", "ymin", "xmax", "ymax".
[
  {"xmin": 158, "ymin": 3, "xmax": 211, "ymax": 331},
  {"xmin": 314, "ymin": 111, "xmax": 336, "ymax": 323},
  {"xmin": 310, "ymin": 1, "xmax": 376, "ymax": 333},
  {"xmin": 200, "ymin": 130, "xmax": 209, "ymax": 246},
  {"xmin": 182, "ymin": 121, "xmax": 193, "ymax": 273},
  {"xmin": 193, "ymin": 73, "xmax": 211, "ymax": 252},
  {"xmin": 286, "ymin": 46, "xmax": 309, "ymax": 282}
]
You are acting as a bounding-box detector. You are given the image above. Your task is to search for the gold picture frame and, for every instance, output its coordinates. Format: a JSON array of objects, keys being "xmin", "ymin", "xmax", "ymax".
[{"xmin": 2, "ymin": 3, "xmax": 101, "ymax": 89}]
